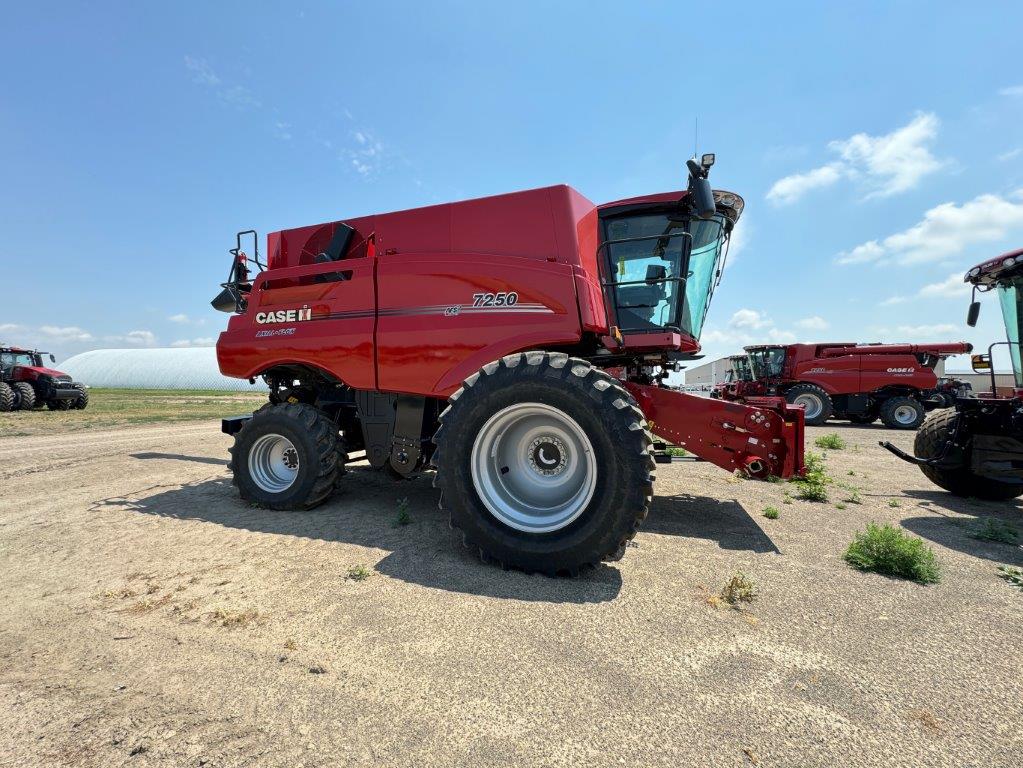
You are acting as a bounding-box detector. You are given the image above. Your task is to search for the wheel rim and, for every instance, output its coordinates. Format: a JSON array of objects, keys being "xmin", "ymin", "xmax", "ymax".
[
  {"xmin": 471, "ymin": 403, "xmax": 597, "ymax": 534},
  {"xmin": 893, "ymin": 404, "xmax": 918, "ymax": 425},
  {"xmin": 248, "ymin": 433, "xmax": 300, "ymax": 493},
  {"xmin": 792, "ymin": 393, "xmax": 823, "ymax": 419}
]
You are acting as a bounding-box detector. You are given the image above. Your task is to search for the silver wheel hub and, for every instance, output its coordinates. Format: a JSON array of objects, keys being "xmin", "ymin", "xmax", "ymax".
[
  {"xmin": 248, "ymin": 433, "xmax": 300, "ymax": 493},
  {"xmin": 894, "ymin": 405, "xmax": 917, "ymax": 424},
  {"xmin": 471, "ymin": 403, "xmax": 597, "ymax": 534},
  {"xmin": 793, "ymin": 394, "xmax": 822, "ymax": 419}
]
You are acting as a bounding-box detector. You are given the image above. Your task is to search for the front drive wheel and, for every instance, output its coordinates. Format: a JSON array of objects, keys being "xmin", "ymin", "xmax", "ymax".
[
  {"xmin": 229, "ymin": 403, "xmax": 346, "ymax": 510},
  {"xmin": 432, "ymin": 352, "xmax": 655, "ymax": 575},
  {"xmin": 880, "ymin": 396, "xmax": 925, "ymax": 430},
  {"xmin": 11, "ymin": 382, "xmax": 35, "ymax": 410},
  {"xmin": 784, "ymin": 383, "xmax": 833, "ymax": 426},
  {"xmin": 915, "ymin": 409, "xmax": 1022, "ymax": 500}
]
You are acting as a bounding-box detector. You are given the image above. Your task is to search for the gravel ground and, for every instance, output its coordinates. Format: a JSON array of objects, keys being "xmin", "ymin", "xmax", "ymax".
[{"xmin": 1, "ymin": 419, "xmax": 1021, "ymax": 767}]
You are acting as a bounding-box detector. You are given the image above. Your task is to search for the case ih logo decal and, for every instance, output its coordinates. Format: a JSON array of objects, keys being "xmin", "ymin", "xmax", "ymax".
[
  {"xmin": 886, "ymin": 367, "xmax": 915, "ymax": 374},
  {"xmin": 255, "ymin": 307, "xmax": 313, "ymax": 324}
]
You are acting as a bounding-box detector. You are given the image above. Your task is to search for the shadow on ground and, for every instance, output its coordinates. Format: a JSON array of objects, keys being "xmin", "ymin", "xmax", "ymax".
[
  {"xmin": 644, "ymin": 493, "xmax": 779, "ymax": 554},
  {"xmin": 130, "ymin": 452, "xmax": 228, "ymax": 467},
  {"xmin": 93, "ymin": 459, "xmax": 779, "ymax": 602},
  {"xmin": 901, "ymin": 490, "xmax": 1023, "ymax": 566}
]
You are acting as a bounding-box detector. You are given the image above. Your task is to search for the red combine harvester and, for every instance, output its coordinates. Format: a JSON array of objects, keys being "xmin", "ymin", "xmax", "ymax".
[
  {"xmin": 213, "ymin": 156, "xmax": 806, "ymax": 573},
  {"xmin": 0, "ymin": 346, "xmax": 88, "ymax": 411},
  {"xmin": 721, "ymin": 341, "xmax": 972, "ymax": 428},
  {"xmin": 708, "ymin": 354, "xmax": 752, "ymax": 400},
  {"xmin": 882, "ymin": 247, "xmax": 1023, "ymax": 500}
]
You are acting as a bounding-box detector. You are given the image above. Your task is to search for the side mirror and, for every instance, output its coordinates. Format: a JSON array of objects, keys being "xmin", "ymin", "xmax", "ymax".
[
  {"xmin": 971, "ymin": 353, "xmax": 991, "ymax": 373},
  {"xmin": 49, "ymin": 354, "xmax": 56, "ymax": 363},
  {"xmin": 645, "ymin": 264, "xmax": 667, "ymax": 283},
  {"xmin": 686, "ymin": 158, "xmax": 717, "ymax": 219},
  {"xmin": 966, "ymin": 301, "xmax": 981, "ymax": 327}
]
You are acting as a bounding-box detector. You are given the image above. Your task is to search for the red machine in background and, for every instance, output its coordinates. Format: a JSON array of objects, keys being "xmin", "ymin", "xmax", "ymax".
[
  {"xmin": 882, "ymin": 247, "xmax": 1023, "ymax": 500},
  {"xmin": 213, "ymin": 155, "xmax": 806, "ymax": 574},
  {"xmin": 719, "ymin": 341, "xmax": 972, "ymax": 428},
  {"xmin": 0, "ymin": 346, "xmax": 88, "ymax": 411}
]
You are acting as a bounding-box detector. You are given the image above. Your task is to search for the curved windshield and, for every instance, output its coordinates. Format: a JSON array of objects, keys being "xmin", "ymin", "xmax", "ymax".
[
  {"xmin": 748, "ymin": 347, "xmax": 785, "ymax": 379},
  {"xmin": 0, "ymin": 352, "xmax": 38, "ymax": 376},
  {"xmin": 997, "ymin": 277, "xmax": 1023, "ymax": 387},
  {"xmin": 602, "ymin": 212, "xmax": 727, "ymax": 338}
]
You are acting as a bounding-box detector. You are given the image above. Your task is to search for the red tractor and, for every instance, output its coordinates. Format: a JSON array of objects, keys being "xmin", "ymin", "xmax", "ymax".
[
  {"xmin": 882, "ymin": 247, "xmax": 1023, "ymax": 500},
  {"xmin": 0, "ymin": 346, "xmax": 88, "ymax": 412},
  {"xmin": 212, "ymin": 156, "xmax": 806, "ymax": 574},
  {"xmin": 734, "ymin": 341, "xmax": 972, "ymax": 428}
]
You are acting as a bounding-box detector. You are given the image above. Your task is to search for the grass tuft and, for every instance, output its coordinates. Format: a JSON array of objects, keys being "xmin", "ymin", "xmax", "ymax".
[
  {"xmin": 997, "ymin": 566, "xmax": 1023, "ymax": 591},
  {"xmin": 762, "ymin": 507, "xmax": 780, "ymax": 520},
  {"xmin": 844, "ymin": 523, "xmax": 941, "ymax": 584},
  {"xmin": 720, "ymin": 572, "xmax": 756, "ymax": 606},
  {"xmin": 346, "ymin": 564, "xmax": 373, "ymax": 582},
  {"xmin": 814, "ymin": 433, "xmax": 846, "ymax": 450},
  {"xmin": 888, "ymin": 499, "xmax": 901, "ymax": 508},
  {"xmin": 971, "ymin": 518, "xmax": 1018, "ymax": 544},
  {"xmin": 395, "ymin": 496, "xmax": 411, "ymax": 526},
  {"xmin": 666, "ymin": 446, "xmax": 688, "ymax": 457},
  {"xmin": 792, "ymin": 451, "xmax": 830, "ymax": 502}
]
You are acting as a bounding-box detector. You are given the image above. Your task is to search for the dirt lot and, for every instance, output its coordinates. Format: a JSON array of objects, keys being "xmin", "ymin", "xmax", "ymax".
[{"xmin": 1, "ymin": 417, "xmax": 1021, "ymax": 767}]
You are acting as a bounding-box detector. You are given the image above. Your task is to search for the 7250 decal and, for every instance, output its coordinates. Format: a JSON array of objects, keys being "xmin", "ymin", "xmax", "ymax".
[{"xmin": 472, "ymin": 292, "xmax": 518, "ymax": 307}]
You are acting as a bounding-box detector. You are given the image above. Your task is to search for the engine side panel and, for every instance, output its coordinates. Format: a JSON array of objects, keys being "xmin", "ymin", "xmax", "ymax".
[{"xmin": 375, "ymin": 254, "xmax": 582, "ymax": 397}]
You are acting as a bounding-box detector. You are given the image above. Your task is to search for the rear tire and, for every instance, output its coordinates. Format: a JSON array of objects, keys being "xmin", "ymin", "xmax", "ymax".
[
  {"xmin": 915, "ymin": 409, "xmax": 1022, "ymax": 500},
  {"xmin": 0, "ymin": 383, "xmax": 13, "ymax": 412},
  {"xmin": 229, "ymin": 403, "xmax": 346, "ymax": 510},
  {"xmin": 880, "ymin": 396, "xmax": 924, "ymax": 430},
  {"xmin": 70, "ymin": 383, "xmax": 88, "ymax": 410},
  {"xmin": 432, "ymin": 352, "xmax": 654, "ymax": 575},
  {"xmin": 784, "ymin": 383, "xmax": 833, "ymax": 426},
  {"xmin": 48, "ymin": 398, "xmax": 72, "ymax": 411},
  {"xmin": 11, "ymin": 382, "xmax": 36, "ymax": 410}
]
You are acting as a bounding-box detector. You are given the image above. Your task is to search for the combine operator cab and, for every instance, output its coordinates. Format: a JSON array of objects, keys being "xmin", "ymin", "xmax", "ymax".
[
  {"xmin": 881, "ymin": 247, "xmax": 1023, "ymax": 500},
  {"xmin": 212, "ymin": 155, "xmax": 806, "ymax": 575}
]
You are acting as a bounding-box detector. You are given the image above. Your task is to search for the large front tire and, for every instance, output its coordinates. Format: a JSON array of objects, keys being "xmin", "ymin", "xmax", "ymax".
[
  {"xmin": 784, "ymin": 383, "xmax": 833, "ymax": 426},
  {"xmin": 432, "ymin": 352, "xmax": 654, "ymax": 575},
  {"xmin": 0, "ymin": 383, "xmax": 13, "ymax": 412},
  {"xmin": 11, "ymin": 382, "xmax": 35, "ymax": 410},
  {"xmin": 229, "ymin": 403, "xmax": 345, "ymax": 510},
  {"xmin": 880, "ymin": 396, "xmax": 925, "ymax": 430},
  {"xmin": 70, "ymin": 383, "xmax": 89, "ymax": 410},
  {"xmin": 915, "ymin": 410, "xmax": 1022, "ymax": 500}
]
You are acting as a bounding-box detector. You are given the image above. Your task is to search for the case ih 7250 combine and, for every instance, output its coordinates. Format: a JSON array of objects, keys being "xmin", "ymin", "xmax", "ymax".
[
  {"xmin": 882, "ymin": 248, "xmax": 1023, "ymax": 500},
  {"xmin": 213, "ymin": 157, "xmax": 806, "ymax": 573},
  {"xmin": 0, "ymin": 346, "xmax": 88, "ymax": 411},
  {"xmin": 720, "ymin": 341, "xmax": 971, "ymax": 428}
]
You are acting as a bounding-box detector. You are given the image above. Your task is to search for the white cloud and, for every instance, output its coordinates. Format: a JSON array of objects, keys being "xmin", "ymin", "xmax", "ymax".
[
  {"xmin": 767, "ymin": 113, "xmax": 944, "ymax": 205},
  {"xmin": 880, "ymin": 295, "xmax": 908, "ymax": 306},
  {"xmin": 39, "ymin": 325, "xmax": 94, "ymax": 342},
  {"xmin": 184, "ymin": 55, "xmax": 220, "ymax": 87},
  {"xmin": 184, "ymin": 55, "xmax": 260, "ymax": 109},
  {"xmin": 168, "ymin": 313, "xmax": 204, "ymax": 326},
  {"xmin": 795, "ymin": 316, "xmax": 830, "ymax": 330},
  {"xmin": 837, "ymin": 191, "xmax": 1023, "ymax": 266},
  {"xmin": 894, "ymin": 323, "xmax": 960, "ymax": 338},
  {"xmin": 829, "ymin": 113, "xmax": 943, "ymax": 198},
  {"xmin": 998, "ymin": 148, "xmax": 1022, "ymax": 162},
  {"xmin": 170, "ymin": 337, "xmax": 216, "ymax": 348},
  {"xmin": 729, "ymin": 308, "xmax": 771, "ymax": 329},
  {"xmin": 0, "ymin": 323, "xmax": 22, "ymax": 334},
  {"xmin": 724, "ymin": 219, "xmax": 748, "ymax": 266},
  {"xmin": 766, "ymin": 164, "xmax": 843, "ymax": 205},
  {"xmin": 274, "ymin": 121, "xmax": 292, "ymax": 141},
  {"xmin": 105, "ymin": 330, "xmax": 157, "ymax": 347},
  {"xmin": 918, "ymin": 272, "xmax": 969, "ymax": 299},
  {"xmin": 342, "ymin": 128, "xmax": 387, "ymax": 178},
  {"xmin": 999, "ymin": 85, "xmax": 1023, "ymax": 97}
]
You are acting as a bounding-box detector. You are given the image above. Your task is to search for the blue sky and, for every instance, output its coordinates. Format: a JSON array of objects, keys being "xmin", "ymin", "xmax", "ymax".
[{"xmin": 2, "ymin": 2, "xmax": 1022, "ymax": 371}]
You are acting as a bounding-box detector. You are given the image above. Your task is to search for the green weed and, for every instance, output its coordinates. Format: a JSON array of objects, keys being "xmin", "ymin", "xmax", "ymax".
[
  {"xmin": 814, "ymin": 433, "xmax": 846, "ymax": 450},
  {"xmin": 763, "ymin": 507, "xmax": 780, "ymax": 520},
  {"xmin": 844, "ymin": 523, "xmax": 941, "ymax": 584}
]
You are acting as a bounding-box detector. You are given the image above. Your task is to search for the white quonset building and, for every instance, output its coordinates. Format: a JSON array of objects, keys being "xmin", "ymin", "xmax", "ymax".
[{"xmin": 61, "ymin": 347, "xmax": 268, "ymax": 391}]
